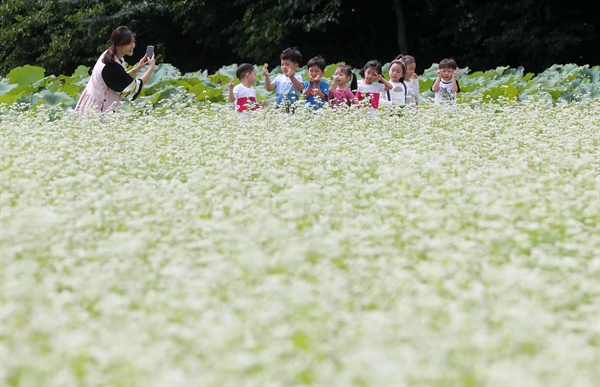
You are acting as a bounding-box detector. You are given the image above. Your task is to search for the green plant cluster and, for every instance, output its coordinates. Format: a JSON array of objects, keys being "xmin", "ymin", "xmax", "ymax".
[
  {"xmin": 1, "ymin": 62, "xmax": 598, "ymax": 111},
  {"xmin": 416, "ymin": 63, "xmax": 600, "ymax": 103}
]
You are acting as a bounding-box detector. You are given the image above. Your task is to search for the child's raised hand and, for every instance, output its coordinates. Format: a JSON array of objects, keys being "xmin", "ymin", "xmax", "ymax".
[
  {"xmin": 376, "ymin": 74, "xmax": 385, "ymax": 82},
  {"xmin": 261, "ymin": 65, "xmax": 269, "ymax": 76},
  {"xmin": 436, "ymin": 68, "xmax": 442, "ymax": 77},
  {"xmin": 228, "ymin": 78, "xmax": 234, "ymax": 88},
  {"xmin": 412, "ymin": 73, "xmax": 419, "ymax": 79},
  {"xmin": 453, "ymin": 69, "xmax": 459, "ymax": 78}
]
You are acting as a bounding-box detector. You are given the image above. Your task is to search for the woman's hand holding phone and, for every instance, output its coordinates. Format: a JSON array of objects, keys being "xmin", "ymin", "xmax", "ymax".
[{"xmin": 146, "ymin": 45, "xmax": 154, "ymax": 60}]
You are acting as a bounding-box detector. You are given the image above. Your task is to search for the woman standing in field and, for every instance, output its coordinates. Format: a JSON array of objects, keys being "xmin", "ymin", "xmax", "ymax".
[{"xmin": 76, "ymin": 26, "xmax": 155, "ymax": 116}]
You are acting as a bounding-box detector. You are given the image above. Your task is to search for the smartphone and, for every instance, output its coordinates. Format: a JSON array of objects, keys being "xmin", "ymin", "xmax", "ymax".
[{"xmin": 146, "ymin": 45, "xmax": 154, "ymax": 59}]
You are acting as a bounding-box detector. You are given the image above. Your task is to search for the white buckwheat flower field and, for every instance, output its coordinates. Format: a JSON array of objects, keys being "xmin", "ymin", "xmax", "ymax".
[{"xmin": 1, "ymin": 101, "xmax": 599, "ymax": 385}]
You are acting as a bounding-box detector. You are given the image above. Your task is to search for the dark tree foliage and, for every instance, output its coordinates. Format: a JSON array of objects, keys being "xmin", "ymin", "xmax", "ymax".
[
  {"xmin": 228, "ymin": 0, "xmax": 343, "ymax": 62},
  {"xmin": 0, "ymin": 0, "xmax": 171, "ymax": 76},
  {"xmin": 0, "ymin": 0, "xmax": 597, "ymax": 77},
  {"xmin": 252, "ymin": 1, "xmax": 401, "ymax": 73},
  {"xmin": 402, "ymin": 0, "xmax": 599, "ymax": 72}
]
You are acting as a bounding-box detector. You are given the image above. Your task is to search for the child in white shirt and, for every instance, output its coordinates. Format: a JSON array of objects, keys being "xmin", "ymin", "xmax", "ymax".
[
  {"xmin": 398, "ymin": 55, "xmax": 419, "ymax": 106},
  {"xmin": 356, "ymin": 60, "xmax": 393, "ymax": 109},
  {"xmin": 228, "ymin": 63, "xmax": 262, "ymax": 112},
  {"xmin": 431, "ymin": 58, "xmax": 461, "ymax": 106},
  {"xmin": 382, "ymin": 59, "xmax": 407, "ymax": 106}
]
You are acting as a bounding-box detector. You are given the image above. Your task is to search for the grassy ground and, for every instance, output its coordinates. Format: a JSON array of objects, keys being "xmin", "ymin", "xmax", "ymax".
[{"xmin": 1, "ymin": 101, "xmax": 599, "ymax": 385}]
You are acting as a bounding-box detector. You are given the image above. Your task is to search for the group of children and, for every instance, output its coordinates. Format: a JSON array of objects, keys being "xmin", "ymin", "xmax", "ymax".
[{"xmin": 228, "ymin": 47, "xmax": 460, "ymax": 113}]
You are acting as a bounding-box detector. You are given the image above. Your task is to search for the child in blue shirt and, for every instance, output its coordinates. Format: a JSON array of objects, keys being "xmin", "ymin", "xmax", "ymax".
[
  {"xmin": 302, "ymin": 56, "xmax": 329, "ymax": 109},
  {"xmin": 262, "ymin": 47, "xmax": 304, "ymax": 110}
]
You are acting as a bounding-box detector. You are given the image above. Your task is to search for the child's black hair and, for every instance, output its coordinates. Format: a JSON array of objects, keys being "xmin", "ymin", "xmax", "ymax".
[
  {"xmin": 336, "ymin": 64, "xmax": 353, "ymax": 78},
  {"xmin": 280, "ymin": 47, "xmax": 302, "ymax": 64},
  {"xmin": 359, "ymin": 60, "xmax": 382, "ymax": 78},
  {"xmin": 307, "ymin": 56, "xmax": 326, "ymax": 71},
  {"xmin": 438, "ymin": 58, "xmax": 458, "ymax": 70},
  {"xmin": 389, "ymin": 59, "xmax": 406, "ymax": 75},
  {"xmin": 396, "ymin": 54, "xmax": 416, "ymax": 67},
  {"xmin": 236, "ymin": 63, "xmax": 255, "ymax": 80},
  {"xmin": 333, "ymin": 64, "xmax": 354, "ymax": 89}
]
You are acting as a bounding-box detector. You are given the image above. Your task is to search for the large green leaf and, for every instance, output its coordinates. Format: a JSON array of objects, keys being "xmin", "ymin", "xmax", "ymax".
[
  {"xmin": 59, "ymin": 83, "xmax": 82, "ymax": 98},
  {"xmin": 144, "ymin": 64, "xmax": 181, "ymax": 88},
  {"xmin": 71, "ymin": 65, "xmax": 90, "ymax": 78},
  {"xmin": 579, "ymin": 67, "xmax": 599, "ymax": 84},
  {"xmin": 38, "ymin": 89, "xmax": 71, "ymax": 107},
  {"xmin": 6, "ymin": 84, "xmax": 37, "ymax": 96},
  {"xmin": 215, "ymin": 64, "xmax": 237, "ymax": 78},
  {"xmin": 323, "ymin": 63, "xmax": 342, "ymax": 79},
  {"xmin": 0, "ymin": 93, "xmax": 21, "ymax": 106},
  {"xmin": 188, "ymin": 82, "xmax": 224, "ymax": 102},
  {"xmin": 7, "ymin": 65, "xmax": 45, "ymax": 86},
  {"xmin": 149, "ymin": 86, "xmax": 185, "ymax": 104},
  {"xmin": 33, "ymin": 75, "xmax": 56, "ymax": 89},
  {"xmin": 0, "ymin": 78, "xmax": 18, "ymax": 96},
  {"xmin": 206, "ymin": 74, "xmax": 228, "ymax": 88}
]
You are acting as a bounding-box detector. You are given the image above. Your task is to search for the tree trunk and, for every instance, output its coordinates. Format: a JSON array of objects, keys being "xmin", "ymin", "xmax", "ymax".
[{"xmin": 392, "ymin": 0, "xmax": 409, "ymax": 55}]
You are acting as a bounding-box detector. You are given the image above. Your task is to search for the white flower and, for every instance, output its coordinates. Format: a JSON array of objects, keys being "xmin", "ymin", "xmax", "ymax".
[{"xmin": 1, "ymin": 100, "xmax": 599, "ymax": 384}]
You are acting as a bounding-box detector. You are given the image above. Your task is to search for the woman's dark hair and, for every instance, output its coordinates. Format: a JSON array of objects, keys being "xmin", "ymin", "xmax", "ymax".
[
  {"xmin": 103, "ymin": 26, "xmax": 135, "ymax": 64},
  {"xmin": 359, "ymin": 60, "xmax": 382, "ymax": 77}
]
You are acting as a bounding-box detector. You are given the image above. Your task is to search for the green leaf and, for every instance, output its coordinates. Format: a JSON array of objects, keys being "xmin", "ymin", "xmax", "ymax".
[
  {"xmin": 504, "ymin": 85, "xmax": 519, "ymax": 100},
  {"xmin": 324, "ymin": 63, "xmax": 342, "ymax": 79},
  {"xmin": 420, "ymin": 78, "xmax": 434, "ymax": 92},
  {"xmin": 39, "ymin": 89, "xmax": 71, "ymax": 107},
  {"xmin": 7, "ymin": 84, "xmax": 37, "ymax": 96},
  {"xmin": 59, "ymin": 83, "xmax": 82, "ymax": 98},
  {"xmin": 0, "ymin": 93, "xmax": 21, "ymax": 106},
  {"xmin": 148, "ymin": 86, "xmax": 185, "ymax": 105},
  {"xmin": 0, "ymin": 78, "xmax": 18, "ymax": 96},
  {"xmin": 145, "ymin": 64, "xmax": 181, "ymax": 88},
  {"xmin": 7, "ymin": 65, "xmax": 45, "ymax": 86},
  {"xmin": 215, "ymin": 64, "xmax": 237, "ymax": 79},
  {"xmin": 548, "ymin": 90, "xmax": 562, "ymax": 100},
  {"xmin": 207, "ymin": 74, "xmax": 228, "ymax": 87},
  {"xmin": 72, "ymin": 65, "xmax": 90, "ymax": 78},
  {"xmin": 189, "ymin": 82, "xmax": 223, "ymax": 102}
]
